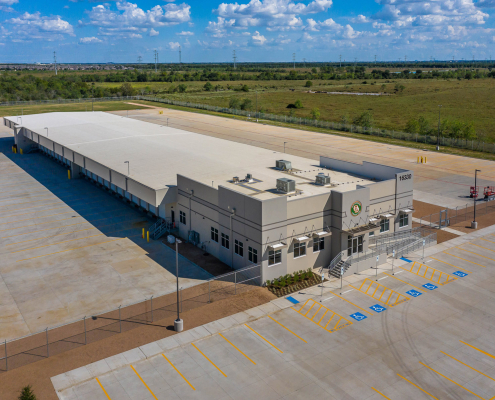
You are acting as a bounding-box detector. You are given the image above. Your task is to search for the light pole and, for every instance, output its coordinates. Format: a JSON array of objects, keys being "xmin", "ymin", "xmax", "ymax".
[
  {"xmin": 472, "ymin": 169, "xmax": 481, "ymax": 229},
  {"xmin": 436, "ymin": 105, "xmax": 442, "ymax": 151},
  {"xmin": 124, "ymin": 161, "xmax": 129, "ymax": 176},
  {"xmin": 44, "ymin": 127, "xmax": 48, "ymax": 137},
  {"xmin": 174, "ymin": 238, "xmax": 183, "ymax": 332},
  {"xmin": 284, "ymin": 142, "xmax": 287, "ymax": 153}
]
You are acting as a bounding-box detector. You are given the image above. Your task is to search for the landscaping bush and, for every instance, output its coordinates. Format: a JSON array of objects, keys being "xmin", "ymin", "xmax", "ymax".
[{"xmin": 19, "ymin": 386, "xmax": 36, "ymax": 400}]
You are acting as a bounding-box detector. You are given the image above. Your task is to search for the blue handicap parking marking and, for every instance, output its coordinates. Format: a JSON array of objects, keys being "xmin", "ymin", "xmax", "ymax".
[
  {"xmin": 453, "ymin": 271, "xmax": 468, "ymax": 278},
  {"xmin": 422, "ymin": 283, "xmax": 438, "ymax": 290},
  {"xmin": 350, "ymin": 312, "xmax": 367, "ymax": 321},
  {"xmin": 406, "ymin": 289, "xmax": 423, "ymax": 297},
  {"xmin": 370, "ymin": 304, "xmax": 387, "ymax": 313},
  {"xmin": 400, "ymin": 257, "xmax": 413, "ymax": 263},
  {"xmin": 286, "ymin": 296, "xmax": 300, "ymax": 304}
]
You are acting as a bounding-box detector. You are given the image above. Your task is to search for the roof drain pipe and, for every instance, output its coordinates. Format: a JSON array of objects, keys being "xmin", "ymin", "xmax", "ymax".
[
  {"xmin": 189, "ymin": 190, "xmax": 194, "ymax": 242},
  {"xmin": 230, "ymin": 207, "xmax": 236, "ymax": 270}
]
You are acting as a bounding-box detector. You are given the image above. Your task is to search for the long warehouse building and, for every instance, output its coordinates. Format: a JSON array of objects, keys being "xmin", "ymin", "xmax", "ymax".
[{"xmin": 4, "ymin": 112, "xmax": 414, "ymax": 281}]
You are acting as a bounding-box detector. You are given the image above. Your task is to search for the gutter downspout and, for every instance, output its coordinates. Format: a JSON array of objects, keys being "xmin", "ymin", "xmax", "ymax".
[
  {"xmin": 230, "ymin": 208, "xmax": 236, "ymax": 269},
  {"xmin": 189, "ymin": 190, "xmax": 194, "ymax": 241}
]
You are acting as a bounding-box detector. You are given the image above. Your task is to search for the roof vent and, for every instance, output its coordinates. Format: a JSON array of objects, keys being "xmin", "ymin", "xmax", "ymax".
[
  {"xmin": 315, "ymin": 174, "xmax": 331, "ymax": 186},
  {"xmin": 276, "ymin": 178, "xmax": 296, "ymax": 193},
  {"xmin": 276, "ymin": 160, "xmax": 292, "ymax": 171},
  {"xmin": 245, "ymin": 173, "xmax": 253, "ymax": 182},
  {"xmin": 233, "ymin": 176, "xmax": 239, "ymax": 183}
]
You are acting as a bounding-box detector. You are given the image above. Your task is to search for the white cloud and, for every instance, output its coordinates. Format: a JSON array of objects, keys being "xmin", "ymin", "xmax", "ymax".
[
  {"xmin": 82, "ymin": 0, "xmax": 191, "ymax": 37},
  {"xmin": 306, "ymin": 17, "xmax": 342, "ymax": 31},
  {"xmin": 5, "ymin": 12, "xmax": 74, "ymax": 41},
  {"xmin": 476, "ymin": 0, "xmax": 495, "ymax": 7},
  {"xmin": 206, "ymin": 17, "xmax": 236, "ymax": 37},
  {"xmin": 0, "ymin": 0, "xmax": 17, "ymax": 12},
  {"xmin": 176, "ymin": 30, "xmax": 193, "ymax": 35},
  {"xmin": 250, "ymin": 30, "xmax": 267, "ymax": 45},
  {"xmin": 149, "ymin": 28, "xmax": 159, "ymax": 36},
  {"xmin": 169, "ymin": 41, "xmax": 180, "ymax": 49},
  {"xmin": 79, "ymin": 36, "xmax": 103, "ymax": 44},
  {"xmin": 342, "ymin": 24, "xmax": 360, "ymax": 39},
  {"xmin": 350, "ymin": 14, "xmax": 369, "ymax": 23}
]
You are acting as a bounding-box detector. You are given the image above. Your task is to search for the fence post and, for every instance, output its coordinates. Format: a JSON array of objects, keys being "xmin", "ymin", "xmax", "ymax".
[
  {"xmin": 46, "ymin": 328, "xmax": 49, "ymax": 358},
  {"xmin": 208, "ymin": 281, "xmax": 210, "ymax": 303},
  {"xmin": 84, "ymin": 316, "xmax": 87, "ymax": 345},
  {"xmin": 4, "ymin": 339, "xmax": 7, "ymax": 371},
  {"xmin": 234, "ymin": 271, "xmax": 237, "ymax": 295},
  {"xmin": 180, "ymin": 287, "xmax": 183, "ymax": 313},
  {"xmin": 119, "ymin": 305, "xmax": 122, "ymax": 333},
  {"xmin": 151, "ymin": 296, "xmax": 153, "ymax": 323}
]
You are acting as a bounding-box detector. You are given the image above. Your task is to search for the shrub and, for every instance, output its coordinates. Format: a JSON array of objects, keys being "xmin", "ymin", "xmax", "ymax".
[
  {"xmin": 229, "ymin": 97, "xmax": 241, "ymax": 110},
  {"xmin": 177, "ymin": 84, "xmax": 187, "ymax": 93},
  {"xmin": 305, "ymin": 80, "xmax": 313, "ymax": 88},
  {"xmin": 353, "ymin": 111, "xmax": 374, "ymax": 128},
  {"xmin": 19, "ymin": 386, "xmax": 37, "ymax": 400},
  {"xmin": 310, "ymin": 107, "xmax": 320, "ymax": 120},
  {"xmin": 203, "ymin": 82, "xmax": 213, "ymax": 91},
  {"xmin": 240, "ymin": 98, "xmax": 253, "ymax": 111},
  {"xmin": 294, "ymin": 99, "xmax": 303, "ymax": 109}
]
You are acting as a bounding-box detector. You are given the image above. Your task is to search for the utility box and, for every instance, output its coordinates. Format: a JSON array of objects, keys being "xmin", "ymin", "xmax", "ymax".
[
  {"xmin": 276, "ymin": 160, "xmax": 292, "ymax": 170},
  {"xmin": 276, "ymin": 178, "xmax": 296, "ymax": 193}
]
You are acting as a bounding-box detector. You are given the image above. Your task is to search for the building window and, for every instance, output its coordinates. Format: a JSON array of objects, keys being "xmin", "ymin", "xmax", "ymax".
[
  {"xmin": 399, "ymin": 213, "xmax": 409, "ymax": 228},
  {"xmin": 313, "ymin": 237, "xmax": 325, "ymax": 252},
  {"xmin": 179, "ymin": 210, "xmax": 186, "ymax": 225},
  {"xmin": 248, "ymin": 247, "xmax": 258, "ymax": 263},
  {"xmin": 294, "ymin": 242, "xmax": 306, "ymax": 258},
  {"xmin": 269, "ymin": 249, "xmax": 282, "ymax": 266},
  {"xmin": 211, "ymin": 227, "xmax": 218, "ymax": 242},
  {"xmin": 235, "ymin": 239, "xmax": 243, "ymax": 257},
  {"xmin": 347, "ymin": 235, "xmax": 364, "ymax": 256},
  {"xmin": 221, "ymin": 233, "xmax": 230, "ymax": 249},
  {"xmin": 369, "ymin": 231, "xmax": 375, "ymax": 237},
  {"xmin": 380, "ymin": 218, "xmax": 390, "ymax": 233}
]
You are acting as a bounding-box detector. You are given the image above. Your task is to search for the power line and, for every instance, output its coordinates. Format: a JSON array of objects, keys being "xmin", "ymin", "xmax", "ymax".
[{"xmin": 53, "ymin": 51, "xmax": 57, "ymax": 76}]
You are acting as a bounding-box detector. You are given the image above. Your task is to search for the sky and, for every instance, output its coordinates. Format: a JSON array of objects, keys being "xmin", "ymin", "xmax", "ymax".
[{"xmin": 0, "ymin": 0, "xmax": 494, "ymax": 63}]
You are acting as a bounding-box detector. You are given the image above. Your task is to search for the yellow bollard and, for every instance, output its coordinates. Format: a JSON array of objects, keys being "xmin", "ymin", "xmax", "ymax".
[
  {"xmin": 147, "ymin": 231, "xmax": 149, "ymax": 242},
  {"xmin": 421, "ymin": 156, "xmax": 423, "ymax": 164},
  {"xmin": 159, "ymin": 111, "xmax": 163, "ymax": 115},
  {"xmin": 417, "ymin": 156, "xmax": 419, "ymax": 164},
  {"xmin": 424, "ymin": 156, "xmax": 427, "ymax": 163},
  {"xmin": 68, "ymin": 170, "xmax": 71, "ymax": 180},
  {"xmin": 20, "ymin": 148, "xmax": 23, "ymax": 155},
  {"xmin": 142, "ymin": 228, "xmax": 145, "ymax": 239}
]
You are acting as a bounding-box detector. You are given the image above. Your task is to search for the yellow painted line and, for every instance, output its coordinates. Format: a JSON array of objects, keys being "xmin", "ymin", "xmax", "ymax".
[
  {"xmin": 130, "ymin": 365, "xmax": 158, "ymax": 400},
  {"xmin": 457, "ymin": 247, "xmax": 495, "ymax": 261},
  {"xmin": 324, "ymin": 313, "xmax": 336, "ymax": 328},
  {"xmin": 191, "ymin": 343, "xmax": 227, "ymax": 377},
  {"xmin": 161, "ymin": 354, "xmax": 195, "ymax": 390},
  {"xmin": 444, "ymin": 252, "xmax": 486, "ymax": 268},
  {"xmin": 419, "ymin": 362, "xmax": 484, "ymax": 399},
  {"xmin": 16, "ymin": 238, "xmax": 125, "ymax": 262},
  {"xmin": 95, "ymin": 377, "xmax": 112, "ymax": 400},
  {"xmin": 10, "ymin": 233, "xmax": 104, "ymax": 253},
  {"xmin": 0, "ymin": 211, "xmax": 75, "ymax": 226},
  {"xmin": 219, "ymin": 333, "xmax": 256, "ymax": 364},
  {"xmin": 0, "ymin": 216, "xmax": 82, "ymax": 233},
  {"xmin": 371, "ymin": 387, "xmax": 391, "ymax": 399},
  {"xmin": 332, "ymin": 292, "xmax": 373, "ymax": 315},
  {"xmin": 440, "ymin": 351, "xmax": 495, "ymax": 382},
  {"xmin": 383, "ymin": 273, "xmax": 424, "ymax": 291},
  {"xmin": 317, "ymin": 308, "xmax": 329, "ymax": 324},
  {"xmin": 349, "ymin": 284, "xmax": 387, "ymax": 305},
  {"xmin": 430, "ymin": 257, "xmax": 472, "ymax": 273},
  {"xmin": 480, "ymin": 238, "xmax": 495, "ymax": 244},
  {"xmin": 304, "ymin": 301, "xmax": 317, "ymax": 316},
  {"xmin": 6, "ymin": 228, "xmax": 96, "ymax": 246},
  {"xmin": 397, "ymin": 374, "xmax": 438, "ymax": 399},
  {"xmin": 268, "ymin": 315, "xmax": 307, "ymax": 343},
  {"xmin": 460, "ymin": 340, "xmax": 495, "ymax": 360},
  {"xmin": 471, "ymin": 243, "xmax": 495, "ymax": 253},
  {"xmin": 0, "ymin": 222, "xmax": 89, "ymax": 239},
  {"xmin": 296, "ymin": 298, "xmax": 310, "ymax": 313},
  {"xmin": 244, "ymin": 324, "xmax": 283, "ymax": 353}
]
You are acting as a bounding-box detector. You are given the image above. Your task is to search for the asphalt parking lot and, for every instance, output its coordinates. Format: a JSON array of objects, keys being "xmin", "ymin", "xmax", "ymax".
[{"xmin": 56, "ymin": 230, "xmax": 495, "ymax": 400}]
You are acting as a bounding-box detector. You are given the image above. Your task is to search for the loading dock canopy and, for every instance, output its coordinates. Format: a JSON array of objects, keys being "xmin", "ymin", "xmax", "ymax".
[
  {"xmin": 312, "ymin": 230, "xmax": 332, "ymax": 238},
  {"xmin": 293, "ymin": 236, "xmax": 311, "ymax": 243},
  {"xmin": 268, "ymin": 242, "xmax": 288, "ymax": 250},
  {"xmin": 343, "ymin": 223, "xmax": 380, "ymax": 237}
]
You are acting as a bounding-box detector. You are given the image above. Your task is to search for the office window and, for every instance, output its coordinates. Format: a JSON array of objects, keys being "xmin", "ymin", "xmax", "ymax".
[
  {"xmin": 235, "ymin": 239, "xmax": 244, "ymax": 256},
  {"xmin": 294, "ymin": 242, "xmax": 306, "ymax": 258},
  {"xmin": 269, "ymin": 249, "xmax": 282, "ymax": 266},
  {"xmin": 179, "ymin": 210, "xmax": 186, "ymax": 225},
  {"xmin": 380, "ymin": 218, "xmax": 390, "ymax": 233},
  {"xmin": 221, "ymin": 233, "xmax": 230, "ymax": 249},
  {"xmin": 211, "ymin": 227, "xmax": 218, "ymax": 242},
  {"xmin": 369, "ymin": 231, "xmax": 375, "ymax": 237},
  {"xmin": 313, "ymin": 237, "xmax": 325, "ymax": 252},
  {"xmin": 248, "ymin": 247, "xmax": 258, "ymax": 263},
  {"xmin": 399, "ymin": 213, "xmax": 409, "ymax": 228}
]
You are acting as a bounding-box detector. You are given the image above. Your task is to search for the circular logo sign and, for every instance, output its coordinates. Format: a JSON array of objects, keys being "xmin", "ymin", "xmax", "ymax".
[{"xmin": 351, "ymin": 201, "xmax": 362, "ymax": 217}]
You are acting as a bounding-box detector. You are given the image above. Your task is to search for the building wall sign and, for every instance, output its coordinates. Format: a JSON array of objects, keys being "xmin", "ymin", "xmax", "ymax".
[{"xmin": 351, "ymin": 201, "xmax": 362, "ymax": 216}]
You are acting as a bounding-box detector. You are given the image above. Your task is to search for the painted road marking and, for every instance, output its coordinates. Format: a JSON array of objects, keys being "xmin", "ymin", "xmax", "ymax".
[
  {"xmin": 430, "ymin": 256, "xmax": 472, "ymax": 273},
  {"xmin": 161, "ymin": 354, "xmax": 195, "ymax": 390},
  {"xmin": 395, "ymin": 270, "xmax": 403, "ymax": 274},
  {"xmin": 397, "ymin": 374, "xmax": 438, "ymax": 399},
  {"xmin": 342, "ymin": 289, "xmax": 353, "ymax": 294},
  {"xmin": 244, "ymin": 324, "xmax": 283, "ymax": 353},
  {"xmin": 95, "ymin": 377, "xmax": 112, "ymax": 400},
  {"xmin": 350, "ymin": 312, "xmax": 367, "ymax": 321},
  {"xmin": 351, "ymin": 278, "xmax": 410, "ymax": 307},
  {"xmin": 440, "ymin": 351, "xmax": 495, "ymax": 383},
  {"xmin": 383, "ymin": 272, "xmax": 424, "ymax": 291},
  {"xmin": 292, "ymin": 298, "xmax": 352, "ymax": 333},
  {"xmin": 332, "ymin": 292, "xmax": 373, "ymax": 315},
  {"xmin": 371, "ymin": 387, "xmax": 391, "ymax": 399},
  {"xmin": 443, "ymin": 252, "xmax": 486, "ymax": 268},
  {"xmin": 378, "ymin": 277, "xmax": 387, "ymax": 281},
  {"xmin": 470, "ymin": 243, "xmax": 495, "ymax": 253},
  {"xmin": 191, "ymin": 343, "xmax": 227, "ymax": 377},
  {"xmin": 452, "ymin": 271, "xmax": 468, "ymax": 278},
  {"xmin": 458, "ymin": 247, "xmax": 495, "ymax": 261},
  {"xmin": 419, "ymin": 362, "xmax": 484, "ymax": 400},
  {"xmin": 460, "ymin": 340, "xmax": 495, "ymax": 360},
  {"xmin": 370, "ymin": 304, "xmax": 386, "ymax": 313},
  {"xmin": 130, "ymin": 365, "xmax": 158, "ymax": 400},
  {"xmin": 422, "ymin": 283, "xmax": 438, "ymax": 290},
  {"xmin": 218, "ymin": 333, "xmax": 256, "ymax": 364},
  {"xmin": 268, "ymin": 315, "xmax": 307, "ymax": 343},
  {"xmin": 401, "ymin": 262, "xmax": 457, "ymax": 286},
  {"xmin": 286, "ymin": 296, "xmax": 299, "ymax": 304},
  {"xmin": 401, "ymin": 257, "xmax": 412, "ymax": 263},
  {"xmin": 406, "ymin": 290, "xmax": 423, "ymax": 297}
]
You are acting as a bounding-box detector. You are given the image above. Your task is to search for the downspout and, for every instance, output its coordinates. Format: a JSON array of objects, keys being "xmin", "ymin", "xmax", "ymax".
[
  {"xmin": 189, "ymin": 190, "xmax": 194, "ymax": 240},
  {"xmin": 230, "ymin": 208, "xmax": 236, "ymax": 269}
]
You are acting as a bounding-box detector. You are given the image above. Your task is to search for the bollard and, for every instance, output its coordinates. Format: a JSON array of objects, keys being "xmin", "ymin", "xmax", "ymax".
[
  {"xmin": 147, "ymin": 231, "xmax": 149, "ymax": 242},
  {"xmin": 421, "ymin": 156, "xmax": 423, "ymax": 163},
  {"xmin": 84, "ymin": 316, "xmax": 87, "ymax": 345},
  {"xmin": 417, "ymin": 156, "xmax": 419, "ymax": 163},
  {"xmin": 20, "ymin": 148, "xmax": 23, "ymax": 155},
  {"xmin": 68, "ymin": 170, "xmax": 71, "ymax": 180},
  {"xmin": 142, "ymin": 228, "xmax": 145, "ymax": 239},
  {"xmin": 425, "ymin": 156, "xmax": 427, "ymax": 163}
]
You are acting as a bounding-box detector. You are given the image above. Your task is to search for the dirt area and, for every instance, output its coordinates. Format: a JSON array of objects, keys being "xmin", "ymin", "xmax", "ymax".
[
  {"xmin": 0, "ymin": 285, "xmax": 276, "ymax": 400},
  {"xmin": 449, "ymin": 209, "xmax": 495, "ymax": 233},
  {"xmin": 412, "ymin": 200, "xmax": 444, "ymax": 218},
  {"xmin": 162, "ymin": 239, "xmax": 233, "ymax": 277},
  {"xmin": 411, "ymin": 221, "xmax": 459, "ymax": 243}
]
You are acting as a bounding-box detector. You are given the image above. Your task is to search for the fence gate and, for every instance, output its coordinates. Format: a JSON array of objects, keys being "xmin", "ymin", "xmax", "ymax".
[{"xmin": 439, "ymin": 209, "xmax": 449, "ymax": 228}]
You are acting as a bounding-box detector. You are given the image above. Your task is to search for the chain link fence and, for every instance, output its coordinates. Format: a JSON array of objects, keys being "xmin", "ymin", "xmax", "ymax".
[{"xmin": 0, "ymin": 263, "xmax": 261, "ymax": 372}]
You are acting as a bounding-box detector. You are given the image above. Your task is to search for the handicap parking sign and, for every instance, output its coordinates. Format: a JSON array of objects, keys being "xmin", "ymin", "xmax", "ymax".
[
  {"xmin": 452, "ymin": 271, "xmax": 468, "ymax": 278},
  {"xmin": 370, "ymin": 304, "xmax": 386, "ymax": 313},
  {"xmin": 406, "ymin": 289, "xmax": 422, "ymax": 297},
  {"xmin": 422, "ymin": 283, "xmax": 438, "ymax": 290},
  {"xmin": 350, "ymin": 312, "xmax": 367, "ymax": 321}
]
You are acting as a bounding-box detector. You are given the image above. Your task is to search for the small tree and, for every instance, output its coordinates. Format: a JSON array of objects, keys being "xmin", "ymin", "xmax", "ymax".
[
  {"xmin": 177, "ymin": 84, "xmax": 187, "ymax": 93},
  {"xmin": 311, "ymin": 67, "xmax": 317, "ymax": 74},
  {"xmin": 294, "ymin": 99, "xmax": 303, "ymax": 109},
  {"xmin": 418, "ymin": 116, "xmax": 431, "ymax": 135},
  {"xmin": 340, "ymin": 114, "xmax": 349, "ymax": 125},
  {"xmin": 310, "ymin": 107, "xmax": 320, "ymax": 120},
  {"xmin": 305, "ymin": 80, "xmax": 313, "ymax": 88},
  {"xmin": 240, "ymin": 84, "xmax": 249, "ymax": 92},
  {"xmin": 19, "ymin": 385, "xmax": 37, "ymax": 400},
  {"xmin": 119, "ymin": 82, "xmax": 136, "ymax": 96},
  {"xmin": 353, "ymin": 111, "xmax": 374, "ymax": 128},
  {"xmin": 394, "ymin": 83, "xmax": 405, "ymax": 93},
  {"xmin": 203, "ymin": 82, "xmax": 213, "ymax": 91},
  {"xmin": 240, "ymin": 98, "xmax": 253, "ymax": 111},
  {"xmin": 288, "ymin": 108, "xmax": 296, "ymax": 117},
  {"xmin": 229, "ymin": 97, "xmax": 240, "ymax": 110}
]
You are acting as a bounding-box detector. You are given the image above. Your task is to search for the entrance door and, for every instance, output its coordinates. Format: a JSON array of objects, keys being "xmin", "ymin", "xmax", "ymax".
[
  {"xmin": 171, "ymin": 210, "xmax": 175, "ymax": 224},
  {"xmin": 347, "ymin": 235, "xmax": 364, "ymax": 256}
]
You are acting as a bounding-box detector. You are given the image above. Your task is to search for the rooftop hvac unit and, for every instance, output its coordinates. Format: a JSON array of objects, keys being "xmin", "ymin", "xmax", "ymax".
[
  {"xmin": 233, "ymin": 176, "xmax": 239, "ymax": 183},
  {"xmin": 315, "ymin": 174, "xmax": 331, "ymax": 186},
  {"xmin": 245, "ymin": 173, "xmax": 253, "ymax": 182},
  {"xmin": 277, "ymin": 178, "xmax": 296, "ymax": 193},
  {"xmin": 276, "ymin": 160, "xmax": 292, "ymax": 170}
]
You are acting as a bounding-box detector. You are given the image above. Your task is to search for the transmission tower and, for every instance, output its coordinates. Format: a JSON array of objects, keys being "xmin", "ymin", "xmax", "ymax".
[
  {"xmin": 53, "ymin": 51, "xmax": 57, "ymax": 76},
  {"xmin": 404, "ymin": 55, "xmax": 407, "ymax": 63},
  {"xmin": 154, "ymin": 50, "xmax": 158, "ymax": 73},
  {"xmin": 137, "ymin": 56, "xmax": 142, "ymax": 63},
  {"xmin": 339, "ymin": 54, "xmax": 342, "ymax": 68},
  {"xmin": 292, "ymin": 53, "xmax": 295, "ymax": 69},
  {"xmin": 233, "ymin": 50, "xmax": 237, "ymax": 69},
  {"xmin": 302, "ymin": 58, "xmax": 306, "ymax": 68},
  {"xmin": 374, "ymin": 55, "xmax": 377, "ymax": 64},
  {"xmin": 179, "ymin": 46, "xmax": 181, "ymax": 64}
]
